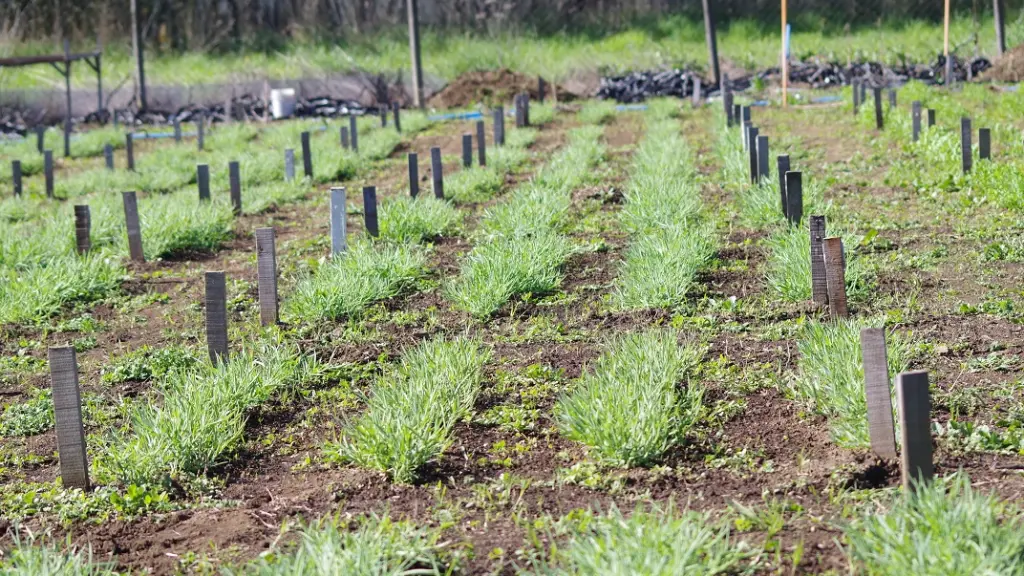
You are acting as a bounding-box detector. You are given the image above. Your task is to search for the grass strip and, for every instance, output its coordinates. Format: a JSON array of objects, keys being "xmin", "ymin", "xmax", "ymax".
[
  {"xmin": 325, "ymin": 336, "xmax": 488, "ymax": 483},
  {"xmin": 764, "ymin": 224, "xmax": 872, "ymax": 303},
  {"xmin": 378, "ymin": 195, "xmax": 463, "ymax": 243},
  {"xmin": 555, "ymin": 330, "xmax": 705, "ymax": 466}
]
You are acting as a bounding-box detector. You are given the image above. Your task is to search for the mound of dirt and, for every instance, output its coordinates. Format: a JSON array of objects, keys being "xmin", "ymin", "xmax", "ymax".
[
  {"xmin": 428, "ymin": 68, "xmax": 576, "ymax": 108},
  {"xmin": 982, "ymin": 43, "xmax": 1024, "ymax": 82}
]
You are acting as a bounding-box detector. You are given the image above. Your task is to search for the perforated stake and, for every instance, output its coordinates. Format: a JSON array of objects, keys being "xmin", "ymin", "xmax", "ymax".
[
  {"xmin": 861, "ymin": 327, "xmax": 898, "ymax": 460},
  {"xmin": 197, "ymin": 164, "xmax": 210, "ymax": 201},
  {"xmin": 205, "ymin": 271, "xmax": 229, "ymax": 365},
  {"xmin": 476, "ymin": 120, "xmax": 486, "ymax": 166},
  {"xmin": 494, "ymin": 107, "xmax": 505, "ymax": 146},
  {"xmin": 363, "ymin": 186, "xmax": 378, "ymax": 237},
  {"xmin": 330, "ymin": 187, "xmax": 347, "ymax": 255},
  {"xmin": 48, "ymin": 346, "xmax": 89, "ymax": 490},
  {"xmin": 126, "ymin": 134, "xmax": 135, "ymax": 171},
  {"xmin": 74, "ymin": 205, "xmax": 90, "ymax": 254},
  {"xmin": 809, "ymin": 215, "xmax": 828, "ymax": 308},
  {"xmin": 462, "ymin": 133, "xmax": 473, "ymax": 168},
  {"xmin": 123, "ymin": 191, "xmax": 144, "ymax": 262},
  {"xmin": 284, "ymin": 149, "xmax": 295, "ymax": 182},
  {"xmin": 873, "ymin": 87, "xmax": 884, "ymax": 130},
  {"xmin": 301, "ymin": 131, "xmax": 313, "ymax": 179},
  {"xmin": 44, "ymin": 150, "xmax": 54, "ymax": 198},
  {"xmin": 911, "ymin": 101, "xmax": 922, "ymax": 142},
  {"xmin": 11, "ymin": 161, "xmax": 21, "ymax": 197},
  {"xmin": 897, "ymin": 370, "xmax": 934, "ymax": 491},
  {"xmin": 104, "ymin": 144, "xmax": 114, "ymax": 170},
  {"xmin": 961, "ymin": 117, "xmax": 972, "ymax": 174},
  {"xmin": 431, "ymin": 146, "xmax": 444, "ymax": 199},
  {"xmin": 349, "ymin": 115, "xmax": 359, "ymax": 152},
  {"xmin": 777, "ymin": 154, "xmax": 790, "ymax": 218},
  {"xmin": 229, "ymin": 161, "xmax": 242, "ymax": 215},
  {"xmin": 408, "ymin": 153, "xmax": 419, "ymax": 198},
  {"xmin": 823, "ymin": 237, "xmax": 849, "ymax": 318},
  {"xmin": 255, "ymin": 228, "xmax": 279, "ymax": 326}
]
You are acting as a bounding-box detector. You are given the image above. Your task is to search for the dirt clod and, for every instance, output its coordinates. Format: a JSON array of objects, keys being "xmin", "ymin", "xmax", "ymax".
[
  {"xmin": 428, "ymin": 68, "xmax": 575, "ymax": 108},
  {"xmin": 982, "ymin": 43, "xmax": 1024, "ymax": 82}
]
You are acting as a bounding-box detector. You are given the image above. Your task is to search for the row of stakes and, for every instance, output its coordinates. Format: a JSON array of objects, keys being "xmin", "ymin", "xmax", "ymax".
[
  {"xmin": 44, "ymin": 94, "xmax": 537, "ymax": 491},
  {"xmin": 723, "ymin": 89, "xmax": 937, "ymax": 490},
  {"xmin": 8, "ymin": 93, "xmax": 539, "ymax": 198}
]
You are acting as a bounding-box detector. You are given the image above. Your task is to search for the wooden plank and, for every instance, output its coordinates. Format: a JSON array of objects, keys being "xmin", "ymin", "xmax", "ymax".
[
  {"xmin": 462, "ymin": 133, "xmax": 473, "ymax": 168},
  {"xmin": 785, "ymin": 171, "xmax": 802, "ymax": 225},
  {"xmin": 123, "ymin": 191, "xmax": 144, "ymax": 262},
  {"xmin": 229, "ymin": 161, "xmax": 242, "ymax": 215},
  {"xmin": 777, "ymin": 154, "xmax": 790, "ymax": 218},
  {"xmin": 44, "ymin": 150, "xmax": 54, "ymax": 198},
  {"xmin": 408, "ymin": 153, "xmax": 419, "ymax": 198},
  {"xmin": 104, "ymin": 144, "xmax": 114, "ymax": 170},
  {"xmin": 197, "ymin": 164, "xmax": 210, "ymax": 201},
  {"xmin": 48, "ymin": 346, "xmax": 89, "ymax": 490},
  {"xmin": 961, "ymin": 117, "xmax": 972, "ymax": 174},
  {"xmin": 363, "ymin": 186, "xmax": 378, "ymax": 237},
  {"xmin": 349, "ymin": 116, "xmax": 359, "ymax": 152},
  {"xmin": 809, "ymin": 215, "xmax": 828, "ymax": 307},
  {"xmin": 284, "ymin": 149, "xmax": 295, "ymax": 182},
  {"xmin": 301, "ymin": 131, "xmax": 313, "ymax": 178},
  {"xmin": 823, "ymin": 237, "xmax": 849, "ymax": 318},
  {"xmin": 204, "ymin": 271, "xmax": 229, "ymax": 365},
  {"xmin": 330, "ymin": 187, "xmax": 347, "ymax": 254},
  {"xmin": 979, "ymin": 127, "xmax": 991, "ymax": 160},
  {"xmin": 476, "ymin": 120, "xmax": 487, "ymax": 166},
  {"xmin": 74, "ymin": 205, "xmax": 90, "ymax": 254},
  {"xmin": 431, "ymin": 146, "xmax": 444, "ymax": 199},
  {"xmin": 861, "ymin": 327, "xmax": 898, "ymax": 460},
  {"xmin": 11, "ymin": 160, "xmax": 21, "ymax": 197},
  {"xmin": 756, "ymin": 135, "xmax": 770, "ymax": 183},
  {"xmin": 255, "ymin": 228, "xmax": 279, "ymax": 326},
  {"xmin": 897, "ymin": 370, "xmax": 934, "ymax": 490},
  {"xmin": 911, "ymin": 101, "xmax": 922, "ymax": 142}
]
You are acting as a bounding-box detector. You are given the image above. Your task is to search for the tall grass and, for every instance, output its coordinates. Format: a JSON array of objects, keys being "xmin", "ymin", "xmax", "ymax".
[
  {"xmin": 528, "ymin": 504, "xmax": 751, "ymax": 575},
  {"xmin": 844, "ymin": 473, "xmax": 1024, "ymax": 575},
  {"xmin": 105, "ymin": 342, "xmax": 314, "ymax": 487},
  {"xmin": 235, "ymin": 514, "xmax": 449, "ymax": 576},
  {"xmin": 326, "ymin": 337, "xmax": 489, "ymax": 483},
  {"xmin": 555, "ymin": 330, "xmax": 705, "ymax": 467},
  {"xmin": 613, "ymin": 115, "xmax": 715, "ymax": 310},
  {"xmin": 287, "ymin": 241, "xmax": 427, "ymax": 321},
  {"xmin": 789, "ymin": 319, "xmax": 911, "ymax": 448}
]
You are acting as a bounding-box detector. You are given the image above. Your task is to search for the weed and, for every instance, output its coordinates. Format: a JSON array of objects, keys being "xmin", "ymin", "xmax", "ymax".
[{"xmin": 0, "ymin": 388, "xmax": 54, "ymax": 437}]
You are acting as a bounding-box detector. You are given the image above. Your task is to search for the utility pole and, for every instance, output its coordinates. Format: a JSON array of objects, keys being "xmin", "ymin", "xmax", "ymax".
[
  {"xmin": 131, "ymin": 0, "xmax": 148, "ymax": 111},
  {"xmin": 701, "ymin": 0, "xmax": 720, "ymax": 87},
  {"xmin": 407, "ymin": 0, "xmax": 424, "ymax": 109}
]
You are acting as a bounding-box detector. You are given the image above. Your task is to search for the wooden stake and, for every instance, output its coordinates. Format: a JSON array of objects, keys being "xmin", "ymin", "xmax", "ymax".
[
  {"xmin": 431, "ymin": 146, "xmax": 444, "ymax": 199},
  {"xmin": 48, "ymin": 346, "xmax": 89, "ymax": 490},
  {"xmin": 123, "ymin": 191, "xmax": 144, "ymax": 262},
  {"xmin": 702, "ymin": 0, "xmax": 721, "ymax": 87},
  {"xmin": 363, "ymin": 186, "xmax": 378, "ymax": 238},
  {"xmin": 823, "ymin": 237, "xmax": 849, "ymax": 318},
  {"xmin": 74, "ymin": 205, "xmax": 90, "ymax": 254},
  {"xmin": 861, "ymin": 327, "xmax": 898, "ymax": 460},
  {"xmin": 255, "ymin": 228, "xmax": 279, "ymax": 326},
  {"xmin": 852, "ymin": 79, "xmax": 861, "ymax": 114},
  {"xmin": 229, "ymin": 161, "xmax": 242, "ymax": 215},
  {"xmin": 809, "ymin": 215, "xmax": 828, "ymax": 307},
  {"xmin": 995, "ymin": 0, "xmax": 1007, "ymax": 55},
  {"xmin": 407, "ymin": 0, "xmax": 424, "ymax": 109},
  {"xmin": 204, "ymin": 271, "xmax": 229, "ymax": 365},
  {"xmin": 330, "ymin": 187, "xmax": 347, "ymax": 255},
  {"xmin": 408, "ymin": 153, "xmax": 419, "ymax": 198},
  {"xmin": 897, "ymin": 370, "xmax": 934, "ymax": 490}
]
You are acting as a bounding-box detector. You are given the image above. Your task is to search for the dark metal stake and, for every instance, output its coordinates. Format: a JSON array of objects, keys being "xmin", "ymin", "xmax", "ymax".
[
  {"xmin": 431, "ymin": 147, "xmax": 444, "ymax": 199},
  {"xmin": 363, "ymin": 186, "xmax": 378, "ymax": 237}
]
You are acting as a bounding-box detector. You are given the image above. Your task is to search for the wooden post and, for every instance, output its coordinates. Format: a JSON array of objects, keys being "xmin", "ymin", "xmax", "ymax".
[
  {"xmin": 462, "ymin": 134, "xmax": 473, "ymax": 168},
  {"xmin": 74, "ymin": 205, "xmax": 90, "ymax": 254},
  {"xmin": 995, "ymin": 0, "xmax": 1007, "ymax": 55},
  {"xmin": 48, "ymin": 347, "xmax": 89, "ymax": 490},
  {"xmin": 494, "ymin": 107, "xmax": 505, "ymax": 146},
  {"xmin": 363, "ymin": 186, "xmax": 379, "ymax": 238},
  {"xmin": 229, "ymin": 161, "xmax": 242, "ymax": 215},
  {"xmin": 408, "ymin": 153, "xmax": 419, "ymax": 198},
  {"xmin": 944, "ymin": 0, "xmax": 953, "ymax": 85},
  {"xmin": 282, "ymin": 148, "xmax": 294, "ymax": 180},
  {"xmin": 861, "ymin": 327, "xmax": 898, "ymax": 461},
  {"xmin": 349, "ymin": 115, "xmax": 359, "ymax": 152},
  {"xmin": 11, "ymin": 161, "xmax": 21, "ymax": 197},
  {"xmin": 912, "ymin": 101, "xmax": 922, "ymax": 142},
  {"xmin": 777, "ymin": 154, "xmax": 790, "ymax": 217},
  {"xmin": 126, "ymin": 134, "xmax": 135, "ymax": 171},
  {"xmin": 961, "ymin": 117, "xmax": 973, "ymax": 174},
  {"xmin": 823, "ymin": 237, "xmax": 849, "ymax": 318},
  {"xmin": 104, "ymin": 144, "xmax": 114, "ymax": 170},
  {"xmin": 205, "ymin": 271, "xmax": 229, "ymax": 365},
  {"xmin": 44, "ymin": 150, "xmax": 54, "ymax": 198},
  {"xmin": 785, "ymin": 171, "xmax": 802, "ymax": 225},
  {"xmin": 979, "ymin": 128, "xmax": 991, "ymax": 160},
  {"xmin": 330, "ymin": 187, "xmax": 347, "ymax": 255},
  {"xmin": 781, "ymin": 0, "xmax": 788, "ymax": 107},
  {"xmin": 130, "ymin": 0, "xmax": 147, "ymax": 110},
  {"xmin": 431, "ymin": 146, "xmax": 444, "ymax": 199},
  {"xmin": 197, "ymin": 164, "xmax": 210, "ymax": 201},
  {"xmin": 476, "ymin": 120, "xmax": 486, "ymax": 166},
  {"xmin": 123, "ymin": 191, "xmax": 144, "ymax": 262},
  {"xmin": 747, "ymin": 127, "xmax": 759, "ymax": 183},
  {"xmin": 301, "ymin": 131, "xmax": 313, "ymax": 179},
  {"xmin": 756, "ymin": 135, "xmax": 770, "ymax": 183},
  {"xmin": 255, "ymin": 228, "xmax": 279, "ymax": 326},
  {"xmin": 393, "ymin": 102, "xmax": 402, "ymax": 132},
  {"xmin": 897, "ymin": 370, "xmax": 934, "ymax": 490},
  {"xmin": 873, "ymin": 87, "xmax": 884, "ymax": 130},
  {"xmin": 810, "ymin": 215, "xmax": 828, "ymax": 307},
  {"xmin": 407, "ymin": 0, "xmax": 424, "ymax": 109},
  {"xmin": 701, "ymin": 0, "xmax": 721, "ymax": 87},
  {"xmin": 341, "ymin": 127, "xmax": 350, "ymax": 149}
]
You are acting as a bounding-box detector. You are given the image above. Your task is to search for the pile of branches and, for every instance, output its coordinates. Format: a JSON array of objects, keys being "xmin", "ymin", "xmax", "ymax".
[{"xmin": 597, "ymin": 54, "xmax": 993, "ymax": 102}]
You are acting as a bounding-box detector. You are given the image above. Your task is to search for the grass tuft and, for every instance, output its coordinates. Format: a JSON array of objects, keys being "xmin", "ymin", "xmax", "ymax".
[{"xmin": 379, "ymin": 195, "xmax": 462, "ymax": 243}]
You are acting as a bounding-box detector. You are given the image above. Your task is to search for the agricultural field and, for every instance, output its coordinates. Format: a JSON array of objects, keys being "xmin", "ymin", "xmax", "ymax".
[{"xmin": 4, "ymin": 73, "xmax": 1024, "ymax": 575}]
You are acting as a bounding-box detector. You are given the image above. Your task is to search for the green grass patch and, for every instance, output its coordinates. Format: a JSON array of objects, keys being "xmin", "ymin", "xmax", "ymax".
[
  {"xmin": 326, "ymin": 337, "xmax": 488, "ymax": 483},
  {"xmin": 0, "ymin": 388, "xmax": 54, "ymax": 437},
  {"xmin": 555, "ymin": 330, "xmax": 705, "ymax": 467},
  {"xmin": 765, "ymin": 224, "xmax": 873, "ymax": 302},
  {"xmin": 379, "ymin": 195, "xmax": 462, "ymax": 243},
  {"xmin": 0, "ymin": 538, "xmax": 117, "ymax": 575}
]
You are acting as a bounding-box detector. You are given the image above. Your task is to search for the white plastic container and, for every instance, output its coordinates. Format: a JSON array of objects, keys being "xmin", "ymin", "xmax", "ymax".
[{"xmin": 270, "ymin": 88, "xmax": 296, "ymax": 119}]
